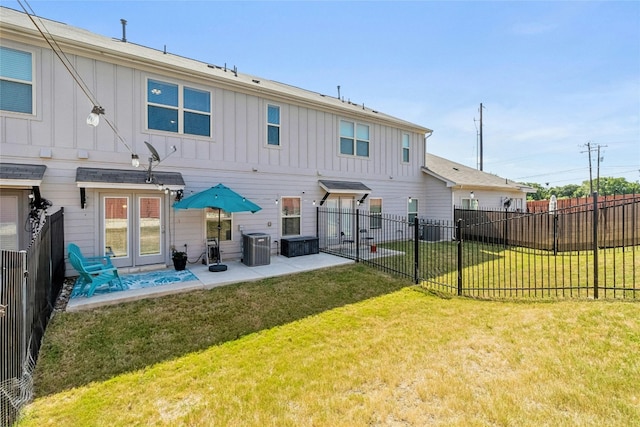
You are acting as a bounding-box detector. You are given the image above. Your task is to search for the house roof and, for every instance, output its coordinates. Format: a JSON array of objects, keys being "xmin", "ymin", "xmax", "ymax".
[
  {"xmin": 76, "ymin": 167, "xmax": 185, "ymax": 190},
  {"xmin": 0, "ymin": 6, "xmax": 431, "ymax": 135},
  {"xmin": 422, "ymin": 153, "xmax": 535, "ymax": 193},
  {"xmin": 0, "ymin": 163, "xmax": 47, "ymax": 187}
]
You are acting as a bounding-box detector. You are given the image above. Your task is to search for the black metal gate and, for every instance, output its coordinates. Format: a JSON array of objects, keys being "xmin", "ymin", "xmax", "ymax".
[
  {"xmin": 1, "ymin": 208, "xmax": 65, "ymax": 426},
  {"xmin": 317, "ymin": 194, "xmax": 639, "ymax": 300}
]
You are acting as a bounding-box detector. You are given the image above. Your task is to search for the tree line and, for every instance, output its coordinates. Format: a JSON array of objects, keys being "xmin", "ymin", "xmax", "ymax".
[{"xmin": 522, "ymin": 177, "xmax": 640, "ymax": 201}]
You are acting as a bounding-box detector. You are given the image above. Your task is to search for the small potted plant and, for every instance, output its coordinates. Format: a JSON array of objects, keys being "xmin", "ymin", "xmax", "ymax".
[{"xmin": 172, "ymin": 250, "xmax": 188, "ymax": 271}]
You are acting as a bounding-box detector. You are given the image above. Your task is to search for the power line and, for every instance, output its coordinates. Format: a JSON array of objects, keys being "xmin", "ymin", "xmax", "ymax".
[
  {"xmin": 515, "ymin": 167, "xmax": 587, "ymax": 180},
  {"xmin": 18, "ymin": 0, "xmax": 134, "ymax": 155},
  {"xmin": 17, "ymin": 0, "xmax": 97, "ymax": 106},
  {"xmin": 580, "ymin": 142, "xmax": 607, "ymax": 194}
]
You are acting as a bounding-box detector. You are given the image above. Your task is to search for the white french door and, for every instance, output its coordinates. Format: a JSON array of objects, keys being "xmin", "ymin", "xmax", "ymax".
[
  {"xmin": 326, "ymin": 197, "xmax": 356, "ymax": 242},
  {"xmin": 101, "ymin": 193, "xmax": 165, "ymax": 267},
  {"xmin": 0, "ymin": 193, "xmax": 21, "ymax": 250}
]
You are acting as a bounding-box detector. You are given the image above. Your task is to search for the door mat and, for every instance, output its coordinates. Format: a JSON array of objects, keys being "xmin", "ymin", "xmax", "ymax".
[{"xmin": 71, "ymin": 269, "xmax": 198, "ymax": 298}]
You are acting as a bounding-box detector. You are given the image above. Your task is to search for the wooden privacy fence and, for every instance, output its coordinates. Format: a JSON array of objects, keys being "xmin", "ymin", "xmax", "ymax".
[
  {"xmin": 456, "ymin": 195, "xmax": 638, "ymax": 252},
  {"xmin": 527, "ymin": 193, "xmax": 637, "ymax": 213}
]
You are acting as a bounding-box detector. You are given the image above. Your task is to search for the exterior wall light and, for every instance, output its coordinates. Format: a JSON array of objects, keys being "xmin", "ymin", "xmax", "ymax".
[{"xmin": 86, "ymin": 106, "xmax": 105, "ymax": 127}]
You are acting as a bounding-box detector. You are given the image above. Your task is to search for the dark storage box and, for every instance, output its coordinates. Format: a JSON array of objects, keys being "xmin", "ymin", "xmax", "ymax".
[{"xmin": 281, "ymin": 236, "xmax": 319, "ymax": 258}]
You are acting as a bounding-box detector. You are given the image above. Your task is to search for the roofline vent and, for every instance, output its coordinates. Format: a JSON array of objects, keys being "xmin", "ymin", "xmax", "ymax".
[{"xmin": 120, "ymin": 19, "xmax": 127, "ymax": 43}]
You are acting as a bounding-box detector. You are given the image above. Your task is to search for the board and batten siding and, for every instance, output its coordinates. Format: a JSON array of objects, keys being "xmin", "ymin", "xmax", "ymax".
[
  {"xmin": 1, "ymin": 19, "xmax": 430, "ymax": 270},
  {"xmin": 2, "ymin": 40, "xmax": 426, "ymax": 180}
]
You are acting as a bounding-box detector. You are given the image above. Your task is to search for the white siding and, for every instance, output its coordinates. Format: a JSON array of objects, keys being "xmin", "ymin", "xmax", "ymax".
[
  {"xmin": 1, "ymin": 16, "xmax": 430, "ymax": 273},
  {"xmin": 424, "ymin": 175, "xmax": 453, "ymax": 223},
  {"xmin": 452, "ymin": 189, "xmax": 526, "ymax": 212}
]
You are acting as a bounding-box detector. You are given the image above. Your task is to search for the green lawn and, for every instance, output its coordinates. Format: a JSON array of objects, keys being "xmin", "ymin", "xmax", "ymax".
[
  {"xmin": 380, "ymin": 241, "xmax": 639, "ymax": 298},
  {"xmin": 18, "ymin": 264, "xmax": 640, "ymax": 426}
]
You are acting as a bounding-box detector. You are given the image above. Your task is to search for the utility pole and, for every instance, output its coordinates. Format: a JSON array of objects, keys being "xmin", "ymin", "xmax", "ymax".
[
  {"xmin": 587, "ymin": 142, "xmax": 593, "ymax": 194},
  {"xmin": 581, "ymin": 142, "xmax": 607, "ymax": 195},
  {"xmin": 596, "ymin": 144, "xmax": 601, "ymax": 194},
  {"xmin": 479, "ymin": 103, "xmax": 484, "ymax": 171},
  {"xmin": 596, "ymin": 144, "xmax": 606, "ymax": 193}
]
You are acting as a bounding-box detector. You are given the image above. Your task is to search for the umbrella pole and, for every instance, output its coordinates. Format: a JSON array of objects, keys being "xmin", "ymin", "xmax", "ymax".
[
  {"xmin": 209, "ymin": 207, "xmax": 228, "ymax": 272},
  {"xmin": 217, "ymin": 208, "xmax": 221, "ymax": 264}
]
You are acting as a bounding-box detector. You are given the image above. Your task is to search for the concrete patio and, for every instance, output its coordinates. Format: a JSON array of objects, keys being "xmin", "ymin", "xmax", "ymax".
[{"xmin": 66, "ymin": 252, "xmax": 354, "ymax": 312}]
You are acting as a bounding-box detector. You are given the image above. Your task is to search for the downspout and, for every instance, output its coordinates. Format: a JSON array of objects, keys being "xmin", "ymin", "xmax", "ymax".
[{"xmin": 423, "ymin": 130, "xmax": 434, "ymax": 167}]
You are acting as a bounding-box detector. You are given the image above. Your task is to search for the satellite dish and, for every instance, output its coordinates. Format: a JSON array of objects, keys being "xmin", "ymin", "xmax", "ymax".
[{"xmin": 144, "ymin": 141, "xmax": 160, "ymax": 162}]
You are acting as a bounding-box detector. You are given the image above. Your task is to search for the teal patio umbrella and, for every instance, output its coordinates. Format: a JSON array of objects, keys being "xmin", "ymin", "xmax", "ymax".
[{"xmin": 173, "ymin": 184, "xmax": 262, "ymax": 271}]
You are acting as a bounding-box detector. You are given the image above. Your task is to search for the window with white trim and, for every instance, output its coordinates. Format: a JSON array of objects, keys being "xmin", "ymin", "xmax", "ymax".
[
  {"xmin": 281, "ymin": 197, "xmax": 301, "ymax": 236},
  {"xmin": 340, "ymin": 120, "xmax": 369, "ymax": 157},
  {"xmin": 402, "ymin": 133, "xmax": 410, "ymax": 163},
  {"xmin": 147, "ymin": 78, "xmax": 211, "ymax": 137},
  {"xmin": 267, "ymin": 104, "xmax": 280, "ymax": 146},
  {"xmin": 370, "ymin": 198, "xmax": 382, "ymax": 229},
  {"xmin": 206, "ymin": 208, "xmax": 232, "ymax": 241},
  {"xmin": 462, "ymin": 197, "xmax": 479, "ymax": 210},
  {"xmin": 0, "ymin": 46, "xmax": 34, "ymax": 114},
  {"xmin": 408, "ymin": 198, "xmax": 418, "ymax": 223}
]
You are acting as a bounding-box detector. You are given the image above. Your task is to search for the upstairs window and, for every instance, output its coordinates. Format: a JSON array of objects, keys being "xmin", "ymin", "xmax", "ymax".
[
  {"xmin": 340, "ymin": 120, "xmax": 369, "ymax": 157},
  {"xmin": 267, "ymin": 104, "xmax": 280, "ymax": 146},
  {"xmin": 0, "ymin": 46, "xmax": 33, "ymax": 114},
  {"xmin": 402, "ymin": 133, "xmax": 410, "ymax": 163},
  {"xmin": 147, "ymin": 78, "xmax": 211, "ymax": 137}
]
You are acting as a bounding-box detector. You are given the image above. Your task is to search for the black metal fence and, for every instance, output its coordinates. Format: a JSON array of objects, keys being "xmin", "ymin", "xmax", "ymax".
[
  {"xmin": 1, "ymin": 208, "xmax": 65, "ymax": 427},
  {"xmin": 317, "ymin": 194, "xmax": 639, "ymax": 300}
]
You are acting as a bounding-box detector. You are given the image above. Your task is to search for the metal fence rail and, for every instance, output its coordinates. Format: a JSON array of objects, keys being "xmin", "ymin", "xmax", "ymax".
[
  {"xmin": 317, "ymin": 194, "xmax": 639, "ymax": 300},
  {"xmin": 317, "ymin": 207, "xmax": 418, "ymax": 279},
  {"xmin": 1, "ymin": 208, "xmax": 64, "ymax": 427}
]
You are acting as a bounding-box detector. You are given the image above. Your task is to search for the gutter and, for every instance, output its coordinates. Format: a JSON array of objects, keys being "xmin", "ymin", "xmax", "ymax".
[{"xmin": 1, "ymin": 9, "xmax": 431, "ymax": 134}]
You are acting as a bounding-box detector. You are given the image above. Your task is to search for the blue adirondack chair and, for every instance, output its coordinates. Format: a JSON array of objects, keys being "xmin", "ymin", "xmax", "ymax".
[
  {"xmin": 68, "ymin": 243, "xmax": 115, "ymax": 272},
  {"xmin": 68, "ymin": 244, "xmax": 123, "ymax": 297}
]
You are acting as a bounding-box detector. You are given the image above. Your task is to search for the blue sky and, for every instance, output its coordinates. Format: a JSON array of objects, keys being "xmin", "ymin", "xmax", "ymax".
[{"xmin": 6, "ymin": 0, "xmax": 640, "ymax": 186}]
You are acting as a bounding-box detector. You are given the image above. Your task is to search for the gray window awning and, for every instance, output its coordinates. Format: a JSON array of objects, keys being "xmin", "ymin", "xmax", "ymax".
[
  {"xmin": 0, "ymin": 163, "xmax": 47, "ymax": 188},
  {"xmin": 318, "ymin": 180, "xmax": 372, "ymax": 206},
  {"xmin": 76, "ymin": 167, "xmax": 185, "ymax": 190}
]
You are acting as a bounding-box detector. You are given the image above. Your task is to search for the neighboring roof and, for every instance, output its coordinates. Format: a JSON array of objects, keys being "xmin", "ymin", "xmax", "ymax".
[
  {"xmin": 76, "ymin": 167, "xmax": 185, "ymax": 190},
  {"xmin": 318, "ymin": 180, "xmax": 372, "ymax": 194},
  {"xmin": 0, "ymin": 163, "xmax": 46, "ymax": 187},
  {"xmin": 422, "ymin": 153, "xmax": 535, "ymax": 193},
  {"xmin": 0, "ymin": 6, "xmax": 431, "ymax": 135}
]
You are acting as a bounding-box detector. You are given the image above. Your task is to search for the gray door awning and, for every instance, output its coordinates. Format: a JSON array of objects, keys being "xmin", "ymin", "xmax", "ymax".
[
  {"xmin": 318, "ymin": 180, "xmax": 371, "ymax": 194},
  {"xmin": 0, "ymin": 163, "xmax": 47, "ymax": 188},
  {"xmin": 76, "ymin": 167, "xmax": 185, "ymax": 190},
  {"xmin": 318, "ymin": 180, "xmax": 372, "ymax": 206}
]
